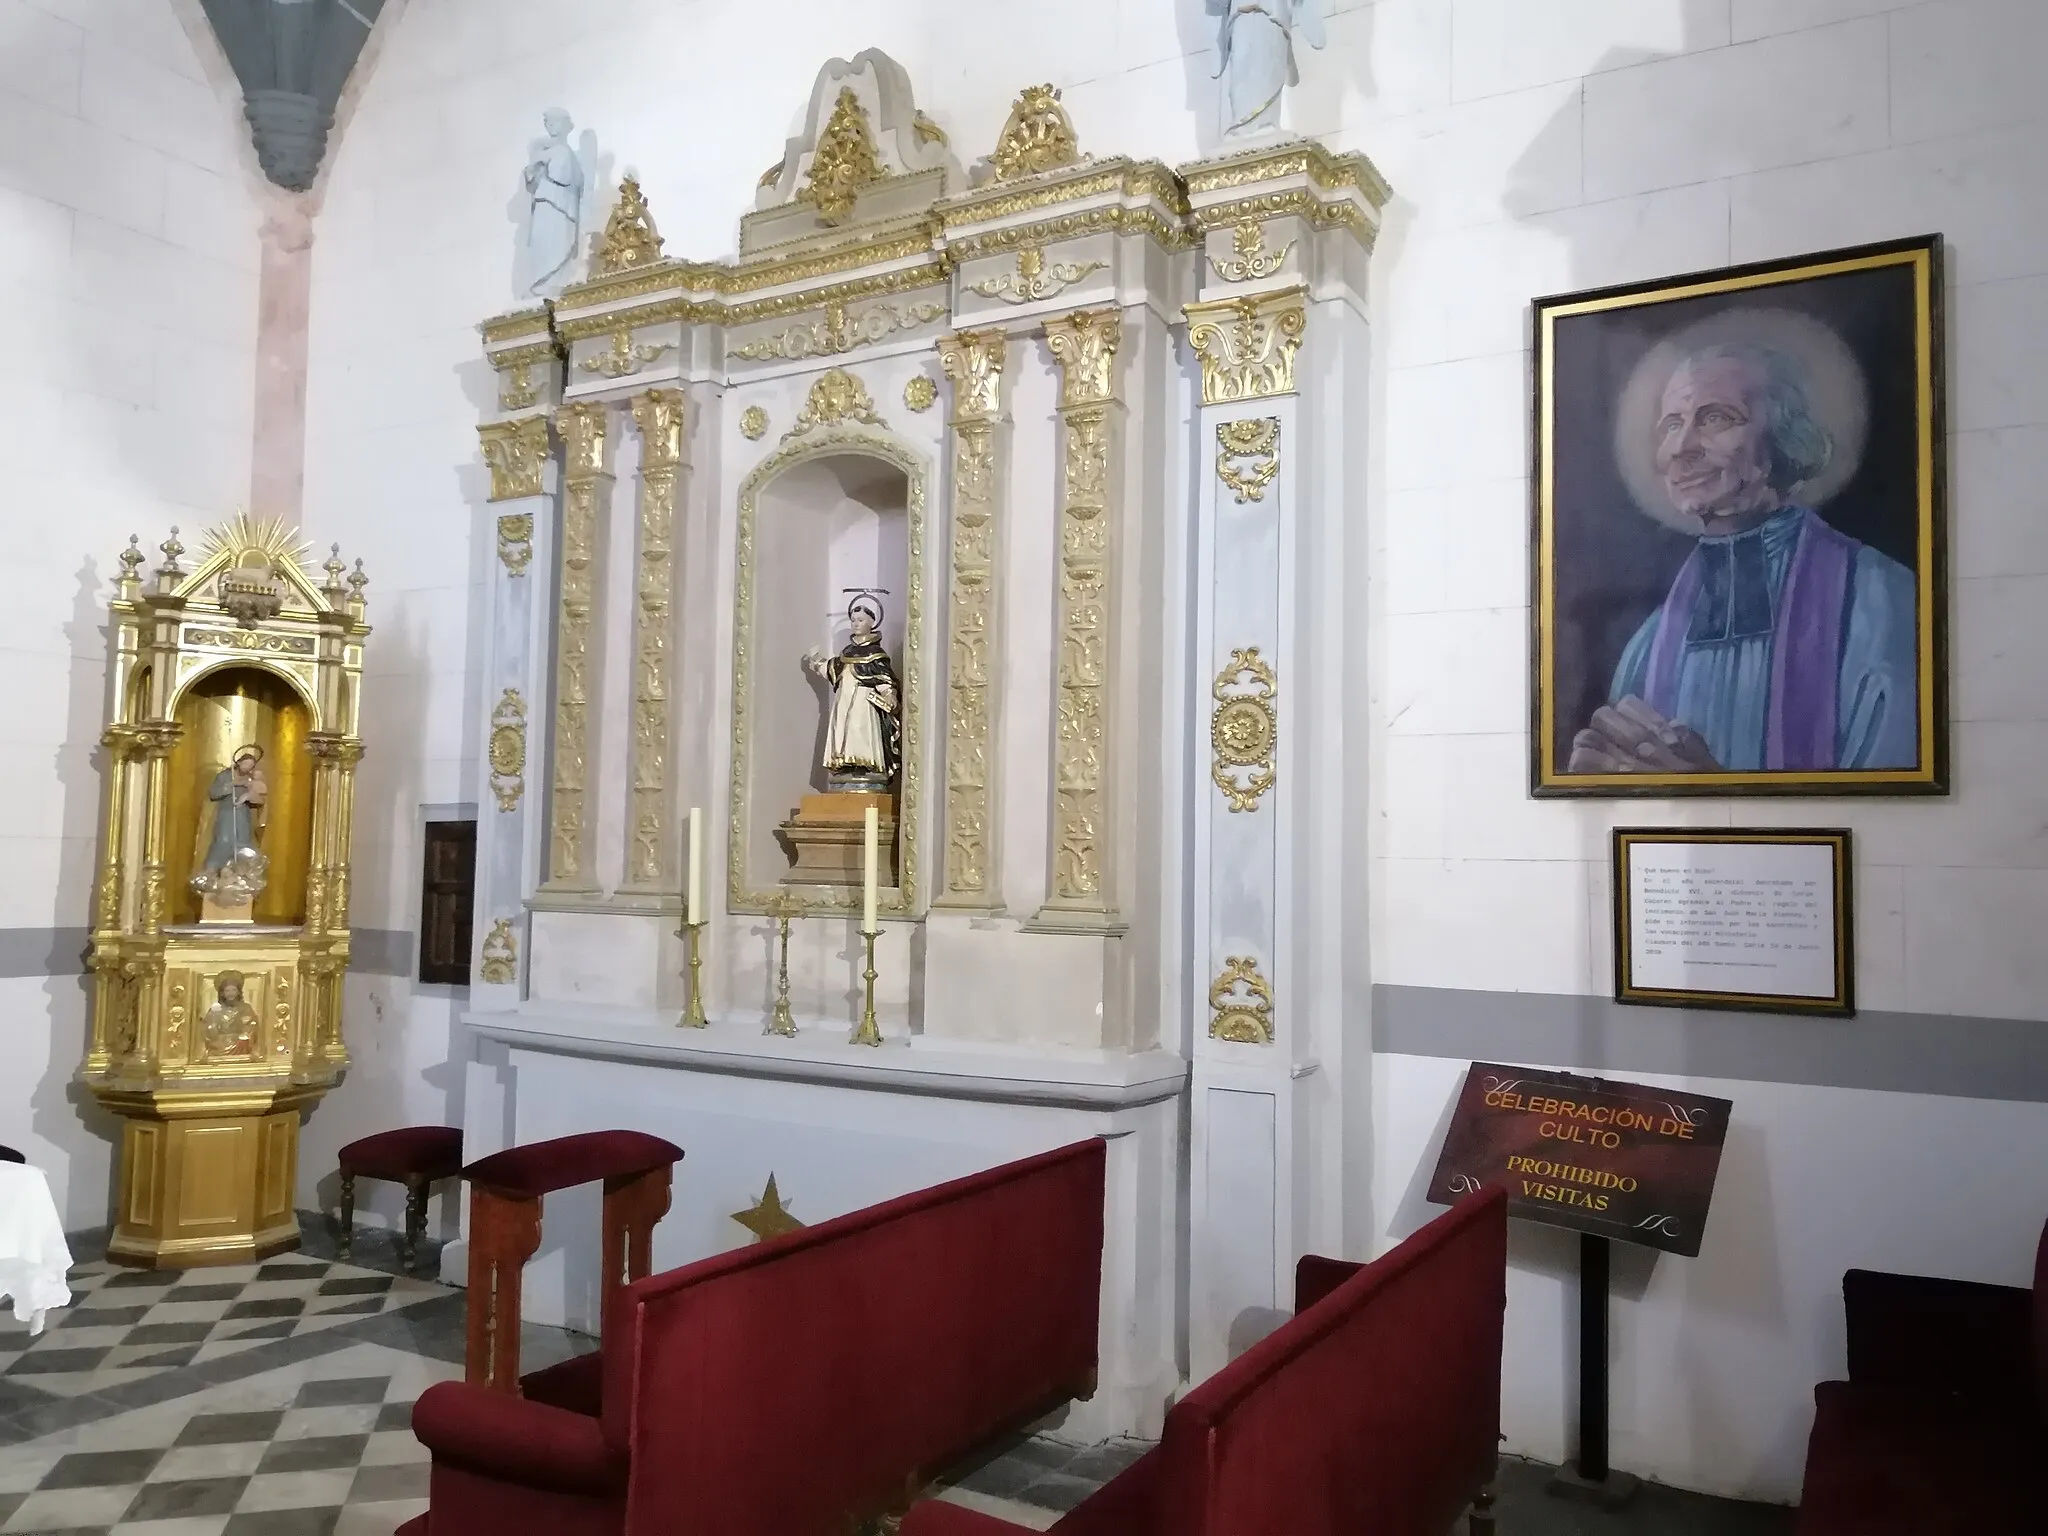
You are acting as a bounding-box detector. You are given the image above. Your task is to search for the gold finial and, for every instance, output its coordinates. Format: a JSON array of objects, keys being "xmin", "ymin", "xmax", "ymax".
[
  {"xmin": 117, "ymin": 535, "xmax": 144, "ymax": 582},
  {"xmin": 323, "ymin": 543, "xmax": 346, "ymax": 594},
  {"xmin": 802, "ymin": 87, "xmax": 883, "ymax": 223},
  {"xmin": 592, "ymin": 174, "xmax": 665, "ymax": 276},
  {"xmin": 991, "ymin": 83, "xmax": 1080, "ymax": 181},
  {"xmin": 348, "ymin": 559, "xmax": 368, "ymax": 598},
  {"xmin": 157, "ymin": 525, "xmax": 185, "ymax": 576}
]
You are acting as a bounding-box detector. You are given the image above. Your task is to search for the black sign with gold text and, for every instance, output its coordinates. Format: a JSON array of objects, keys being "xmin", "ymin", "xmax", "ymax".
[{"xmin": 1426, "ymin": 1063, "xmax": 1731, "ymax": 1256}]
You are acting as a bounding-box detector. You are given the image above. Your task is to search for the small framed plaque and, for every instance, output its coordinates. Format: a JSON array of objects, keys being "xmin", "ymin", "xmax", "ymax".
[{"xmin": 1613, "ymin": 828, "xmax": 1852, "ymax": 1015}]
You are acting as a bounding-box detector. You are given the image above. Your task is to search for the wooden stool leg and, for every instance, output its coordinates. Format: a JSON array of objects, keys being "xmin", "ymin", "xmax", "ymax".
[
  {"xmin": 401, "ymin": 1176, "xmax": 429, "ymax": 1274},
  {"xmin": 338, "ymin": 1171, "xmax": 356, "ymax": 1259},
  {"xmin": 465, "ymin": 1186, "xmax": 542, "ymax": 1392},
  {"xmin": 600, "ymin": 1164, "xmax": 675, "ymax": 1326}
]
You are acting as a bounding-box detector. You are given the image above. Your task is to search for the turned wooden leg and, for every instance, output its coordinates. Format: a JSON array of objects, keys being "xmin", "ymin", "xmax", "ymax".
[
  {"xmin": 599, "ymin": 1164, "xmax": 674, "ymax": 1329},
  {"xmin": 337, "ymin": 1171, "xmax": 356, "ymax": 1259},
  {"xmin": 401, "ymin": 1176, "xmax": 429, "ymax": 1274},
  {"xmin": 465, "ymin": 1185, "xmax": 542, "ymax": 1392},
  {"xmin": 1468, "ymin": 1473, "xmax": 1498, "ymax": 1536}
]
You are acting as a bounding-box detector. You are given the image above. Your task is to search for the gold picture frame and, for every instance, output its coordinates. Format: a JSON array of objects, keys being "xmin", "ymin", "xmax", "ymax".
[{"xmin": 1533, "ymin": 236, "xmax": 1946, "ymax": 797}]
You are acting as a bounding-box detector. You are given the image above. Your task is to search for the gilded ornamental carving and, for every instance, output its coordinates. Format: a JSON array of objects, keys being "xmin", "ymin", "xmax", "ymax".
[
  {"xmin": 1210, "ymin": 648, "xmax": 1277, "ymax": 813},
  {"xmin": 802, "ymin": 88, "xmax": 884, "ymax": 222},
  {"xmin": 478, "ymin": 416, "xmax": 550, "ymax": 501},
  {"xmin": 496, "ymin": 513, "xmax": 534, "ymax": 575},
  {"xmin": 1209, "ymin": 956, "xmax": 1274, "ymax": 1044},
  {"xmin": 1185, "ymin": 287, "xmax": 1307, "ymax": 404},
  {"xmin": 990, "ymin": 84, "xmax": 1082, "ymax": 181},
  {"xmin": 591, "ymin": 174, "xmax": 665, "ymax": 276},
  {"xmin": 784, "ymin": 368, "xmax": 886, "ymax": 441},
  {"xmin": 967, "ymin": 246, "xmax": 1106, "ymax": 306},
  {"xmin": 728, "ymin": 299, "xmax": 946, "ymax": 362},
  {"xmin": 488, "ymin": 690, "xmax": 526, "ymax": 811},
  {"xmin": 1216, "ymin": 417, "xmax": 1280, "ymax": 504}
]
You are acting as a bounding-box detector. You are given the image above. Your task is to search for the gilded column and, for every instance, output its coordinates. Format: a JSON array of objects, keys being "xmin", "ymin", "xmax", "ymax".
[
  {"xmin": 542, "ymin": 401, "xmax": 613, "ymax": 893},
  {"xmin": 621, "ymin": 388, "xmax": 686, "ymax": 896},
  {"xmin": 934, "ymin": 329, "xmax": 1009, "ymax": 909},
  {"xmin": 1034, "ymin": 309, "xmax": 1124, "ymax": 930}
]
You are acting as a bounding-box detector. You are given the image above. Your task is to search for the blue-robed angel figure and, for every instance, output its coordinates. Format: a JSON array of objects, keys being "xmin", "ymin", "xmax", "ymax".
[{"xmin": 191, "ymin": 744, "xmax": 270, "ymax": 908}]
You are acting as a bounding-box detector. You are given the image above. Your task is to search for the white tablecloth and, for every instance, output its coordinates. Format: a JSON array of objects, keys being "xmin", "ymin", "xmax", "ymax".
[{"xmin": 0, "ymin": 1161, "xmax": 73, "ymax": 1333}]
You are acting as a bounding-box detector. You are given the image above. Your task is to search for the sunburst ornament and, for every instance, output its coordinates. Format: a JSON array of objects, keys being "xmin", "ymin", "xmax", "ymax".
[
  {"xmin": 199, "ymin": 511, "xmax": 313, "ymax": 581},
  {"xmin": 731, "ymin": 1174, "xmax": 805, "ymax": 1243}
]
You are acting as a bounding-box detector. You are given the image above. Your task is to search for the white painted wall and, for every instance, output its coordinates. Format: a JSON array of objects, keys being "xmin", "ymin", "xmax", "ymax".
[
  {"xmin": 0, "ymin": 0, "xmax": 260, "ymax": 1225},
  {"xmin": 296, "ymin": 0, "xmax": 2048, "ymax": 1503}
]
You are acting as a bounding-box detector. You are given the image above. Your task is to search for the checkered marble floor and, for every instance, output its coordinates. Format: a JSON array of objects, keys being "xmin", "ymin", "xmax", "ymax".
[
  {"xmin": 0, "ymin": 1340, "xmax": 451, "ymax": 1535},
  {"xmin": 0, "ymin": 1260, "xmax": 446, "ymax": 1401}
]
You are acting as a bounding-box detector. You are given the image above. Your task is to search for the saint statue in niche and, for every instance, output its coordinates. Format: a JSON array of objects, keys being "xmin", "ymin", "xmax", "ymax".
[
  {"xmin": 191, "ymin": 745, "xmax": 269, "ymax": 911},
  {"xmin": 522, "ymin": 108, "xmax": 584, "ymax": 296},
  {"xmin": 803, "ymin": 595, "xmax": 900, "ymax": 791},
  {"xmin": 1210, "ymin": 0, "xmax": 1325, "ymax": 139},
  {"xmin": 200, "ymin": 971, "xmax": 259, "ymax": 1059}
]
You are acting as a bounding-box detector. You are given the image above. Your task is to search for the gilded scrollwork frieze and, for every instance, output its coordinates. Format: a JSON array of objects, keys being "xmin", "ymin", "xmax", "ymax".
[
  {"xmin": 1216, "ymin": 417, "xmax": 1281, "ymax": 504},
  {"xmin": 727, "ymin": 298, "xmax": 945, "ymax": 362},
  {"xmin": 1209, "ymin": 955, "xmax": 1275, "ymax": 1044},
  {"xmin": 625, "ymin": 388, "xmax": 686, "ymax": 889},
  {"xmin": 478, "ymin": 415, "xmax": 551, "ymax": 501},
  {"xmin": 1209, "ymin": 220, "xmax": 1295, "ymax": 283},
  {"xmin": 1186, "ymin": 287, "xmax": 1307, "ymax": 405},
  {"xmin": 578, "ymin": 326, "xmax": 674, "ymax": 379},
  {"xmin": 1211, "ymin": 648, "xmax": 1277, "ymax": 813},
  {"xmin": 183, "ymin": 628, "xmax": 317, "ymax": 655},
  {"xmin": 496, "ymin": 514, "xmax": 534, "ymax": 575},
  {"xmin": 488, "ymin": 689, "xmax": 526, "ymax": 811},
  {"xmin": 967, "ymin": 246, "xmax": 1107, "ymax": 306}
]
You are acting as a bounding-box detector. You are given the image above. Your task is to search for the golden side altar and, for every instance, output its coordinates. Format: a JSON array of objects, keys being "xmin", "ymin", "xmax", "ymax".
[{"xmin": 81, "ymin": 514, "xmax": 370, "ymax": 1267}]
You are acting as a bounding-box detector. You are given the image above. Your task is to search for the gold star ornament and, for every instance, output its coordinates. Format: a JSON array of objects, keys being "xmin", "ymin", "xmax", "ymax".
[{"xmin": 731, "ymin": 1174, "xmax": 806, "ymax": 1243}]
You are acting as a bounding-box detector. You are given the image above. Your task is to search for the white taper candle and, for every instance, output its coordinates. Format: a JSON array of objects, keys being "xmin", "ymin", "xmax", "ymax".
[
  {"xmin": 687, "ymin": 806, "xmax": 702, "ymax": 926},
  {"xmin": 862, "ymin": 806, "xmax": 879, "ymax": 934}
]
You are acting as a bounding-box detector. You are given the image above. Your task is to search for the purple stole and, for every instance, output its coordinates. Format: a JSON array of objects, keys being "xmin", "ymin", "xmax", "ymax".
[{"xmin": 1642, "ymin": 510, "xmax": 1858, "ymax": 771}]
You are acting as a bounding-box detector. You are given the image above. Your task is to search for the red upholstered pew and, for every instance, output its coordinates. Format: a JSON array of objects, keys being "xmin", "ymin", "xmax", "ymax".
[
  {"xmin": 400, "ymin": 1138, "xmax": 1107, "ymax": 1536},
  {"xmin": 1792, "ymin": 1215, "xmax": 2044, "ymax": 1536},
  {"xmin": 904, "ymin": 1188, "xmax": 1508, "ymax": 1536}
]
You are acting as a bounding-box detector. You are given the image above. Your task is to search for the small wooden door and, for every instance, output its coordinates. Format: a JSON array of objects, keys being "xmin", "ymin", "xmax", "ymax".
[{"xmin": 418, "ymin": 820, "xmax": 477, "ymax": 985}]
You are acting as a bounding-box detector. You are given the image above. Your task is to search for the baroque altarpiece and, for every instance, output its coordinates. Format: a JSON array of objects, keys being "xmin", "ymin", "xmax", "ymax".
[
  {"xmin": 82, "ymin": 518, "xmax": 370, "ymax": 1267},
  {"xmin": 465, "ymin": 51, "xmax": 1383, "ymax": 1430}
]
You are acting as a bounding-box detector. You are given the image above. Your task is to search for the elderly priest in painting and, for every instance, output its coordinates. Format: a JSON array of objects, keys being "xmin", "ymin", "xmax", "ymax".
[{"xmin": 1570, "ymin": 341, "xmax": 1918, "ymax": 775}]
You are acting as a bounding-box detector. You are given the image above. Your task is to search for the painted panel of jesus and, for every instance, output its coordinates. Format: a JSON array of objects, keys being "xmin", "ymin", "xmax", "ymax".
[{"xmin": 1532, "ymin": 236, "xmax": 1946, "ymax": 796}]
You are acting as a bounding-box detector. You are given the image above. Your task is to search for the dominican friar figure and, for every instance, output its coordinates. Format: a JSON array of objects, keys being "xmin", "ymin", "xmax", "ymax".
[
  {"xmin": 803, "ymin": 596, "xmax": 901, "ymax": 790},
  {"xmin": 522, "ymin": 108, "xmax": 583, "ymax": 295},
  {"xmin": 1212, "ymin": 0, "xmax": 1326, "ymax": 138}
]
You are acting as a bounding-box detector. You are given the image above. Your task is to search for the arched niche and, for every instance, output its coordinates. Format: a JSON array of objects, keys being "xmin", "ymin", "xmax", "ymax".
[
  {"xmin": 162, "ymin": 665, "xmax": 316, "ymax": 927},
  {"xmin": 728, "ymin": 432, "xmax": 928, "ymax": 917}
]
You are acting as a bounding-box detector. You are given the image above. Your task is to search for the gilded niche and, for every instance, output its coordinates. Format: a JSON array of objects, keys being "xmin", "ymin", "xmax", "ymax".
[{"xmin": 801, "ymin": 88, "xmax": 884, "ymax": 223}]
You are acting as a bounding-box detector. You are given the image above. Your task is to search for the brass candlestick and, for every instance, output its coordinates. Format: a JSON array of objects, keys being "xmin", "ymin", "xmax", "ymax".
[
  {"xmin": 680, "ymin": 919, "xmax": 708, "ymax": 1028},
  {"xmin": 851, "ymin": 927, "xmax": 881, "ymax": 1047},
  {"xmin": 766, "ymin": 896, "xmax": 797, "ymax": 1037}
]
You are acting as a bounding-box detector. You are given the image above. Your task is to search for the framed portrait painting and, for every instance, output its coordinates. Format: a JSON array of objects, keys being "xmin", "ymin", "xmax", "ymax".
[{"xmin": 1531, "ymin": 235, "xmax": 1946, "ymax": 796}]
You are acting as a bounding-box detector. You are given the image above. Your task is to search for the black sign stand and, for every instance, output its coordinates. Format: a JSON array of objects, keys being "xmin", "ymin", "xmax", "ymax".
[{"xmin": 1547, "ymin": 1235, "xmax": 1641, "ymax": 1507}]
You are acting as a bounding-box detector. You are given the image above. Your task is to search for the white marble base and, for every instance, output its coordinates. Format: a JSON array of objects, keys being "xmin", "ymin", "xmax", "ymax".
[{"xmin": 449, "ymin": 1004, "xmax": 1186, "ymax": 1441}]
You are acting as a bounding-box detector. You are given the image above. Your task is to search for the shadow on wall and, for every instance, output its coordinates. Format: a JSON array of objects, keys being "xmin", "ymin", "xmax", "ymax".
[
  {"xmin": 32, "ymin": 561, "xmax": 124, "ymax": 1226},
  {"xmin": 303, "ymin": 596, "xmax": 462, "ymax": 1235}
]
